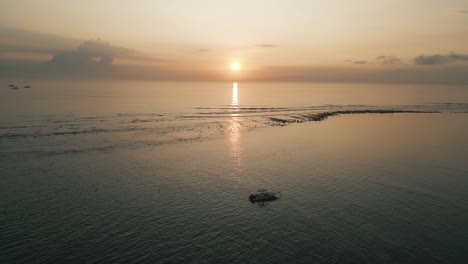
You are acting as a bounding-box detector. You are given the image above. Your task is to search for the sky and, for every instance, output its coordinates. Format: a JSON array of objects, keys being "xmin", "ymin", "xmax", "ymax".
[{"xmin": 1, "ymin": 0, "xmax": 468, "ymax": 83}]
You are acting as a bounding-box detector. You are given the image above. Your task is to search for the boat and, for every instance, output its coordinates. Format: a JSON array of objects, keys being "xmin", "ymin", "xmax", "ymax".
[
  {"xmin": 249, "ymin": 189, "xmax": 281, "ymax": 203},
  {"xmin": 24, "ymin": 85, "xmax": 31, "ymax": 88}
]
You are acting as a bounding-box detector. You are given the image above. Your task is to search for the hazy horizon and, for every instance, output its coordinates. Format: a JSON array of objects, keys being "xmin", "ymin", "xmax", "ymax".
[{"xmin": 2, "ymin": 0, "xmax": 468, "ymax": 84}]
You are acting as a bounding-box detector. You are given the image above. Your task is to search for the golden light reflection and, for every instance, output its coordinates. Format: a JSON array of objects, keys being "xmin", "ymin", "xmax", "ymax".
[
  {"xmin": 232, "ymin": 82, "xmax": 239, "ymax": 106},
  {"xmin": 228, "ymin": 117, "xmax": 242, "ymax": 166},
  {"xmin": 228, "ymin": 82, "xmax": 242, "ymax": 185}
]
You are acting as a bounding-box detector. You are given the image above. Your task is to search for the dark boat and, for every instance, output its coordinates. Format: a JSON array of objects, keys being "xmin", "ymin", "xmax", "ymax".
[
  {"xmin": 249, "ymin": 189, "xmax": 281, "ymax": 203},
  {"xmin": 24, "ymin": 85, "xmax": 31, "ymax": 88}
]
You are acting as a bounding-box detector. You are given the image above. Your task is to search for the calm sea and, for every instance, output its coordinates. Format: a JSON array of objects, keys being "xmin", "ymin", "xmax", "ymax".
[{"xmin": 1, "ymin": 81, "xmax": 468, "ymax": 263}]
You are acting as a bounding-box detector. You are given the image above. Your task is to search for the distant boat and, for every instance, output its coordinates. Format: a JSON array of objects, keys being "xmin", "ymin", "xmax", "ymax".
[
  {"xmin": 249, "ymin": 189, "xmax": 281, "ymax": 203},
  {"xmin": 24, "ymin": 85, "xmax": 31, "ymax": 88},
  {"xmin": 8, "ymin": 84, "xmax": 15, "ymax": 87},
  {"xmin": 11, "ymin": 86, "xmax": 19, "ymax": 90}
]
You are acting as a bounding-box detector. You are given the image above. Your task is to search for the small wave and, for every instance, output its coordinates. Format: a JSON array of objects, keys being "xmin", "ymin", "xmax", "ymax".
[
  {"xmin": 195, "ymin": 107, "xmax": 289, "ymax": 110},
  {"xmin": 127, "ymin": 119, "xmax": 153, "ymax": 124},
  {"xmin": 0, "ymin": 127, "xmax": 151, "ymax": 140},
  {"xmin": 266, "ymin": 109, "xmax": 435, "ymax": 126},
  {"xmin": 0, "ymin": 125, "xmax": 47, "ymax": 130},
  {"xmin": 1, "ymin": 103, "xmax": 465, "ymax": 159}
]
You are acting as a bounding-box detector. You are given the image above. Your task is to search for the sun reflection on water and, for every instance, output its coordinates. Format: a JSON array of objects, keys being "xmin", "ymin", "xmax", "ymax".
[
  {"xmin": 228, "ymin": 82, "xmax": 242, "ymax": 184},
  {"xmin": 232, "ymin": 82, "xmax": 239, "ymax": 106}
]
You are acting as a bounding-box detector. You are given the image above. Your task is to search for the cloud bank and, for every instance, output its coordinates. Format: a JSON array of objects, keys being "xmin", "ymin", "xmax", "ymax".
[
  {"xmin": 414, "ymin": 52, "xmax": 468, "ymax": 65},
  {"xmin": 376, "ymin": 56, "xmax": 401, "ymax": 65},
  {"xmin": 0, "ymin": 26, "xmax": 172, "ymax": 78},
  {"xmin": 345, "ymin": 60, "xmax": 368, "ymax": 65},
  {"xmin": 47, "ymin": 40, "xmax": 122, "ymax": 72}
]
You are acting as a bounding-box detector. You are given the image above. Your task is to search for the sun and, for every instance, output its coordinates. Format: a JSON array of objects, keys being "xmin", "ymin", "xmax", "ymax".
[{"xmin": 231, "ymin": 62, "xmax": 240, "ymax": 71}]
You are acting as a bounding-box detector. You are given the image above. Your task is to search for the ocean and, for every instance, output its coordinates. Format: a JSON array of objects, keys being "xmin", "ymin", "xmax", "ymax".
[{"xmin": 1, "ymin": 81, "xmax": 468, "ymax": 263}]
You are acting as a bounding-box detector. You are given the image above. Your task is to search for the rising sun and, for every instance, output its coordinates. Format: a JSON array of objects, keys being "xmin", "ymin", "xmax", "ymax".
[{"xmin": 231, "ymin": 62, "xmax": 240, "ymax": 71}]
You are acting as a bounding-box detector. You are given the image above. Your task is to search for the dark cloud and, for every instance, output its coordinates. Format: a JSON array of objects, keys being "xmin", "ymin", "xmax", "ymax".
[
  {"xmin": 345, "ymin": 60, "xmax": 367, "ymax": 65},
  {"xmin": 0, "ymin": 26, "xmax": 169, "ymax": 61},
  {"xmin": 458, "ymin": 10, "xmax": 468, "ymax": 14},
  {"xmin": 0, "ymin": 60, "xmax": 45, "ymax": 79},
  {"xmin": 376, "ymin": 56, "xmax": 401, "ymax": 65},
  {"xmin": 0, "ymin": 44, "xmax": 64, "ymax": 55},
  {"xmin": 0, "ymin": 27, "xmax": 170, "ymax": 79},
  {"xmin": 76, "ymin": 40, "xmax": 130, "ymax": 57},
  {"xmin": 46, "ymin": 40, "xmax": 128, "ymax": 74},
  {"xmin": 257, "ymin": 44, "xmax": 278, "ymax": 48},
  {"xmin": 124, "ymin": 54, "xmax": 173, "ymax": 63},
  {"xmin": 45, "ymin": 40, "xmax": 172, "ymax": 77},
  {"xmin": 414, "ymin": 52, "xmax": 468, "ymax": 65},
  {"xmin": 70, "ymin": 40, "xmax": 171, "ymax": 62},
  {"xmin": 0, "ymin": 27, "xmax": 173, "ymax": 78}
]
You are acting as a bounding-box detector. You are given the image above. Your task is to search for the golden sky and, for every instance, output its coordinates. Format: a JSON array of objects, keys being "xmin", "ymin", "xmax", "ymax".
[{"xmin": 1, "ymin": 0, "xmax": 468, "ymax": 83}]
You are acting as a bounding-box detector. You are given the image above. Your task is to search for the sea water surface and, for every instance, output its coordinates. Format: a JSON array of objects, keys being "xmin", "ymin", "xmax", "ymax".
[
  {"xmin": 1, "ymin": 81, "xmax": 467, "ymax": 159},
  {"xmin": 1, "ymin": 81, "xmax": 468, "ymax": 263}
]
